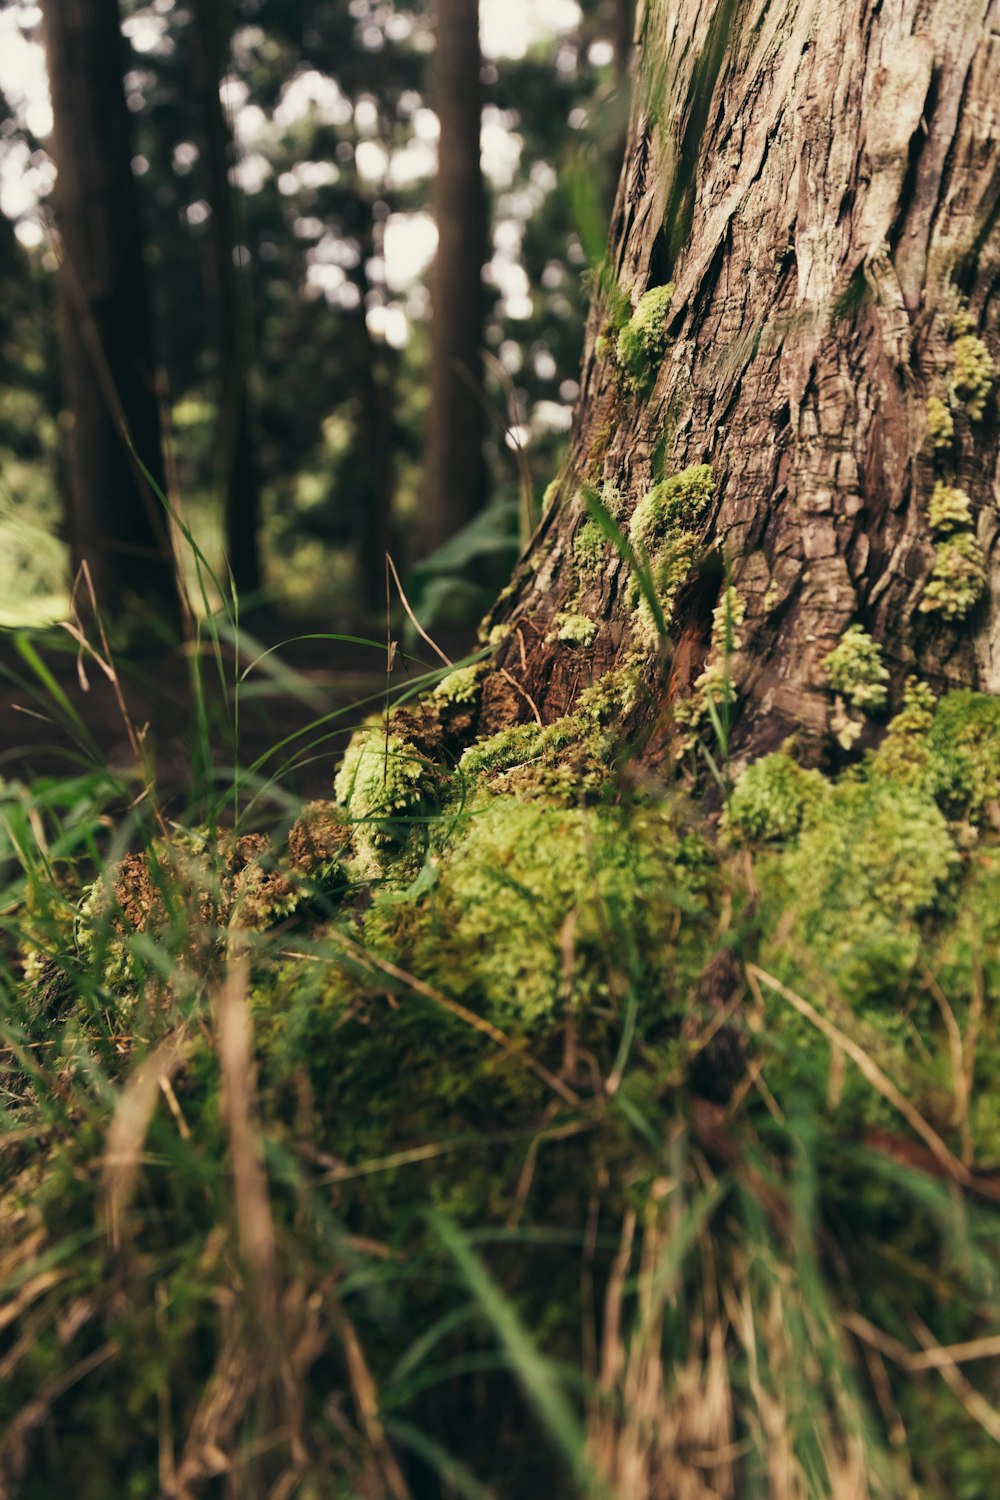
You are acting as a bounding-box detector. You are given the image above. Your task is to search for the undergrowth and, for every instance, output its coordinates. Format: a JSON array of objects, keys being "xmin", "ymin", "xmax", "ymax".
[{"xmin": 3, "ymin": 565, "xmax": 1000, "ymax": 1498}]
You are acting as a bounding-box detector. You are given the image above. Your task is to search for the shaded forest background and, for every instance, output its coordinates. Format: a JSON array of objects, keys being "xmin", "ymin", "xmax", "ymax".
[{"xmin": 0, "ymin": 0, "xmax": 631, "ymax": 634}]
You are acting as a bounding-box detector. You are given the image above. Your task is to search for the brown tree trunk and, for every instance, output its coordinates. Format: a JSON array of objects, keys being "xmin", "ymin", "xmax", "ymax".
[
  {"xmin": 41, "ymin": 0, "xmax": 180, "ymax": 632},
  {"xmin": 191, "ymin": 0, "xmax": 263, "ymax": 602},
  {"xmin": 483, "ymin": 0, "xmax": 999, "ymax": 768},
  {"xmin": 418, "ymin": 0, "xmax": 488, "ymax": 557},
  {"xmin": 352, "ymin": 245, "xmax": 395, "ymax": 615}
]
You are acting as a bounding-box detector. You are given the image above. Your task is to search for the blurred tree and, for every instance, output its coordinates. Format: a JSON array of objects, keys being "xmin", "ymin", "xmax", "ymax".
[
  {"xmin": 2, "ymin": 0, "xmax": 634, "ymax": 623},
  {"xmin": 418, "ymin": 0, "xmax": 488, "ymax": 556},
  {"xmin": 39, "ymin": 0, "xmax": 179, "ymax": 631},
  {"xmin": 190, "ymin": 0, "xmax": 262, "ymax": 600}
]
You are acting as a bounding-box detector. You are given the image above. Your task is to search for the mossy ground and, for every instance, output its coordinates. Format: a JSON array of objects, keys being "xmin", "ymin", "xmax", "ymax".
[{"xmin": 4, "ymin": 668, "xmax": 1000, "ymax": 1497}]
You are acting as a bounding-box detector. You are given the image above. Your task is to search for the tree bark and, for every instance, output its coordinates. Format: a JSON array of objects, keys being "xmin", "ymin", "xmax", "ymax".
[
  {"xmin": 191, "ymin": 0, "xmax": 263, "ymax": 602},
  {"xmin": 418, "ymin": 0, "xmax": 488, "ymax": 557},
  {"xmin": 41, "ymin": 0, "xmax": 180, "ymax": 631},
  {"xmin": 485, "ymin": 0, "xmax": 999, "ymax": 766}
]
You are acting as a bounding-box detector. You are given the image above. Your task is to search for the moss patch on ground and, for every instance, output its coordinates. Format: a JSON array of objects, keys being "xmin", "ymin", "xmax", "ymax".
[{"xmin": 5, "ymin": 673, "xmax": 1000, "ymax": 1496}]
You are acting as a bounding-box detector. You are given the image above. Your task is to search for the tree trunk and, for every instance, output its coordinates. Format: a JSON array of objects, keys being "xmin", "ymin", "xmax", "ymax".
[
  {"xmin": 191, "ymin": 0, "xmax": 263, "ymax": 602},
  {"xmin": 484, "ymin": 0, "xmax": 999, "ymax": 768},
  {"xmin": 418, "ymin": 0, "xmax": 488, "ymax": 557},
  {"xmin": 41, "ymin": 0, "xmax": 180, "ymax": 631},
  {"xmin": 353, "ymin": 301, "xmax": 395, "ymax": 618}
]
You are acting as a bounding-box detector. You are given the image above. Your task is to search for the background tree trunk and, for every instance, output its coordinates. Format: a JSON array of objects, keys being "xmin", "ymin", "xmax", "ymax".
[
  {"xmin": 191, "ymin": 0, "xmax": 263, "ymax": 602},
  {"xmin": 41, "ymin": 0, "xmax": 180, "ymax": 631},
  {"xmin": 351, "ymin": 228, "xmax": 395, "ymax": 615},
  {"xmin": 484, "ymin": 0, "xmax": 999, "ymax": 766},
  {"xmin": 418, "ymin": 0, "xmax": 488, "ymax": 558}
]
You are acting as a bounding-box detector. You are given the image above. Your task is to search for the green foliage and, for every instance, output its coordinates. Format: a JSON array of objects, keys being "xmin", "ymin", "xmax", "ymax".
[
  {"xmin": 633, "ymin": 531, "xmax": 701, "ymax": 647},
  {"xmin": 409, "ymin": 496, "xmax": 522, "ymax": 634},
  {"xmin": 457, "ymin": 721, "xmax": 545, "ymax": 780},
  {"xmin": 822, "ymin": 625, "xmax": 889, "ymax": 713}
]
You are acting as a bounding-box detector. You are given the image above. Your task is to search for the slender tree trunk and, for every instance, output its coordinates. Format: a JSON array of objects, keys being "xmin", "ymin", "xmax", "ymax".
[
  {"xmin": 40, "ymin": 0, "xmax": 180, "ymax": 631},
  {"xmin": 418, "ymin": 0, "xmax": 488, "ymax": 557},
  {"xmin": 352, "ymin": 253, "xmax": 395, "ymax": 615},
  {"xmin": 191, "ymin": 0, "xmax": 263, "ymax": 601},
  {"xmin": 483, "ymin": 0, "xmax": 999, "ymax": 767},
  {"xmin": 350, "ymin": 214, "xmax": 395, "ymax": 614}
]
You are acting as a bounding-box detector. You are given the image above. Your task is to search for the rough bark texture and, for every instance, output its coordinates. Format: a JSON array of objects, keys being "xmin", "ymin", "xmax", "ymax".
[
  {"xmin": 418, "ymin": 0, "xmax": 488, "ymax": 557},
  {"xmin": 191, "ymin": 0, "xmax": 263, "ymax": 600},
  {"xmin": 41, "ymin": 0, "xmax": 179, "ymax": 628},
  {"xmin": 486, "ymin": 0, "xmax": 1000, "ymax": 765}
]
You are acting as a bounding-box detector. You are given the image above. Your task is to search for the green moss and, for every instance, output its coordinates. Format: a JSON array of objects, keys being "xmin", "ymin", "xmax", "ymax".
[
  {"xmin": 15, "ymin": 650, "xmax": 1000, "ymax": 1499},
  {"xmin": 576, "ymin": 653, "xmax": 645, "ymax": 722},
  {"xmin": 589, "ymin": 480, "xmax": 628, "ymax": 523},
  {"xmin": 822, "ymin": 625, "xmax": 889, "ymax": 713},
  {"xmin": 867, "ymin": 678, "xmax": 936, "ymax": 787},
  {"xmin": 925, "ymin": 395, "xmax": 954, "ymax": 451},
  {"xmin": 397, "ymin": 798, "xmax": 710, "ymax": 1028},
  {"xmin": 950, "ymin": 333, "xmax": 995, "ymax": 421},
  {"xmin": 334, "ymin": 726, "xmax": 438, "ymax": 871},
  {"xmin": 456, "ymin": 723, "xmax": 547, "ymax": 784},
  {"xmin": 632, "ymin": 531, "xmax": 701, "ymax": 646},
  {"xmin": 615, "ymin": 283, "xmax": 675, "ymax": 393},
  {"xmin": 485, "ymin": 623, "xmax": 510, "ymax": 649},
  {"xmin": 931, "ymin": 848, "xmax": 1000, "ymax": 1147},
  {"xmin": 764, "ymin": 780, "xmax": 959, "ymax": 1001},
  {"xmin": 629, "ymin": 465, "xmax": 715, "ymax": 553},
  {"xmin": 552, "ymin": 612, "xmax": 598, "ymax": 648},
  {"xmin": 710, "ymin": 586, "xmax": 745, "ymax": 653},
  {"xmin": 871, "ymin": 685, "xmax": 1000, "ymax": 825},
  {"xmin": 918, "ymin": 531, "xmax": 987, "ymax": 620},
  {"xmin": 727, "ymin": 751, "xmax": 829, "ymax": 843},
  {"xmin": 924, "ymin": 691, "xmax": 1000, "ymax": 819},
  {"xmin": 572, "ymin": 518, "xmax": 607, "ymax": 575},
  {"xmin": 927, "ymin": 482, "xmax": 973, "ymax": 535},
  {"xmin": 433, "ymin": 665, "xmax": 483, "ymax": 705},
  {"xmin": 626, "ymin": 465, "xmax": 714, "ymax": 646}
]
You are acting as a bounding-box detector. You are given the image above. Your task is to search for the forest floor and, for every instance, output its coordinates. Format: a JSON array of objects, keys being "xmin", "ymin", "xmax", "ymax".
[
  {"xmin": 4, "ymin": 610, "xmax": 1000, "ymax": 1497},
  {"xmin": 0, "ymin": 612, "xmax": 473, "ymax": 808}
]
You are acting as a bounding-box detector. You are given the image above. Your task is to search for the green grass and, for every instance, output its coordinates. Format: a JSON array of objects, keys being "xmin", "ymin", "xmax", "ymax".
[{"xmin": 3, "ymin": 545, "xmax": 1000, "ymax": 1499}]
